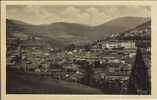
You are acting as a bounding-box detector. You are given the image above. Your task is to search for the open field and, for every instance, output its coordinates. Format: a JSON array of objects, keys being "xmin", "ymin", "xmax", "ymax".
[{"xmin": 7, "ymin": 70, "xmax": 103, "ymax": 94}]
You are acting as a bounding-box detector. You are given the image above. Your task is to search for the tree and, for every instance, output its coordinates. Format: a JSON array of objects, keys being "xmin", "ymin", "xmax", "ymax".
[
  {"xmin": 80, "ymin": 63, "xmax": 95, "ymax": 86},
  {"xmin": 127, "ymin": 48, "xmax": 151, "ymax": 94}
]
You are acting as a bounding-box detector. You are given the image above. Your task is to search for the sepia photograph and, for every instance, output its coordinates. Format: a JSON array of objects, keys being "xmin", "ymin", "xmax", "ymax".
[{"xmin": 5, "ymin": 4, "xmax": 151, "ymax": 95}]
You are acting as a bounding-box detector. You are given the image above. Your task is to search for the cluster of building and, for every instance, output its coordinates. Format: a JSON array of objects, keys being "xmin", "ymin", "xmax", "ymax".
[
  {"xmin": 6, "ymin": 21, "xmax": 151, "ymax": 94},
  {"xmin": 7, "ymin": 35, "xmax": 138, "ymax": 94}
]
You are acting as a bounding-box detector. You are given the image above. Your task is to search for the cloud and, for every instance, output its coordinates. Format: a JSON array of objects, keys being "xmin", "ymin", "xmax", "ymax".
[
  {"xmin": 85, "ymin": 7, "xmax": 113, "ymax": 25},
  {"xmin": 7, "ymin": 5, "xmax": 151, "ymax": 26},
  {"xmin": 58, "ymin": 7, "xmax": 111, "ymax": 25}
]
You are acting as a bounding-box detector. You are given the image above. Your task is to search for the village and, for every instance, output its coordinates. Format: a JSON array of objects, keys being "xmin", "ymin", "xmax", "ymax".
[
  {"xmin": 7, "ymin": 34, "xmax": 139, "ymax": 93},
  {"xmin": 6, "ymin": 20, "xmax": 151, "ymax": 94}
]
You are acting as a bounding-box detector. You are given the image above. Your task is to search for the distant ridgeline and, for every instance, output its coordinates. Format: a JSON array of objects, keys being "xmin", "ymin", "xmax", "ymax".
[
  {"xmin": 6, "ymin": 17, "xmax": 150, "ymax": 48},
  {"xmin": 116, "ymin": 20, "xmax": 151, "ymax": 40}
]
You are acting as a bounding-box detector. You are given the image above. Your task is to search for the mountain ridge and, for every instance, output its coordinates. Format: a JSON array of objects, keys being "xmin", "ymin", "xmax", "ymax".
[{"xmin": 7, "ymin": 16, "xmax": 150, "ymax": 47}]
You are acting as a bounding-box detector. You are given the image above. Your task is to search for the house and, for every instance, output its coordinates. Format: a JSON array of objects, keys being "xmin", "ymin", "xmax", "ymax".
[
  {"xmin": 62, "ymin": 64, "xmax": 80, "ymax": 72},
  {"xmin": 129, "ymin": 52, "xmax": 136, "ymax": 58},
  {"xmin": 67, "ymin": 51, "xmax": 73, "ymax": 55},
  {"xmin": 120, "ymin": 41, "xmax": 136, "ymax": 49}
]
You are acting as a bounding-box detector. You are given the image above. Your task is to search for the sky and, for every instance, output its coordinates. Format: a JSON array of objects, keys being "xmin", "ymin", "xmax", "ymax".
[{"xmin": 6, "ymin": 5, "xmax": 151, "ymax": 26}]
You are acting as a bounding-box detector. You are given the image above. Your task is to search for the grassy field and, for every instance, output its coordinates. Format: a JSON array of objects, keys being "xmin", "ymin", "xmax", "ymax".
[{"xmin": 7, "ymin": 70, "xmax": 103, "ymax": 94}]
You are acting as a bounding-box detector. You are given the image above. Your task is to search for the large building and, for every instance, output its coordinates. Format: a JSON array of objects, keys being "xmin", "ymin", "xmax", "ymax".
[{"xmin": 101, "ymin": 40, "xmax": 136, "ymax": 49}]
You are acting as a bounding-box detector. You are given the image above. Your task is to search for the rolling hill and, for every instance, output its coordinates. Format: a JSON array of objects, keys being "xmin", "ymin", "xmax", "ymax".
[
  {"xmin": 6, "ymin": 16, "xmax": 150, "ymax": 47},
  {"xmin": 116, "ymin": 20, "xmax": 151, "ymax": 40}
]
